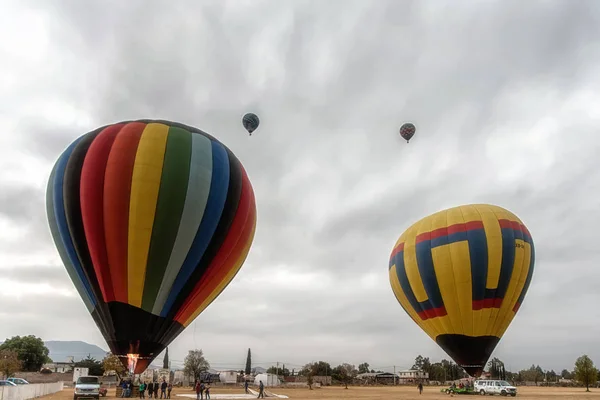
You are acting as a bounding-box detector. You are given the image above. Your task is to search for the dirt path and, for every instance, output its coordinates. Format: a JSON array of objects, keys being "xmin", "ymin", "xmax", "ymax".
[{"xmin": 38, "ymin": 385, "xmax": 600, "ymax": 400}]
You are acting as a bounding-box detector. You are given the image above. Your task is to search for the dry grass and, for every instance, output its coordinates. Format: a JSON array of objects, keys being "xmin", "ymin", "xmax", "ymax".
[{"xmin": 38, "ymin": 385, "xmax": 600, "ymax": 400}]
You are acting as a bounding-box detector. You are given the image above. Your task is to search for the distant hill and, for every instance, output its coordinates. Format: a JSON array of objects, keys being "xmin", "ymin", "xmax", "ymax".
[{"xmin": 44, "ymin": 341, "xmax": 108, "ymax": 363}]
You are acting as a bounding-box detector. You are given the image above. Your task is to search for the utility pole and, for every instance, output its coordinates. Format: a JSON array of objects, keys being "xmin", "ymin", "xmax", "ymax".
[
  {"xmin": 394, "ymin": 366, "xmax": 396, "ymax": 385},
  {"xmin": 276, "ymin": 362, "xmax": 279, "ymax": 376}
]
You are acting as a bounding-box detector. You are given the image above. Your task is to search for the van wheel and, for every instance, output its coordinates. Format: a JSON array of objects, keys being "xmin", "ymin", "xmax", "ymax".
[
  {"xmin": 479, "ymin": 389, "xmax": 486, "ymax": 395},
  {"xmin": 501, "ymin": 390, "xmax": 507, "ymax": 396}
]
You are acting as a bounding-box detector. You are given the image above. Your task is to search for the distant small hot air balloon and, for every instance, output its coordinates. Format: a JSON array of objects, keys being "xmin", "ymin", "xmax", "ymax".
[
  {"xmin": 46, "ymin": 119, "xmax": 257, "ymax": 374},
  {"xmin": 399, "ymin": 123, "xmax": 416, "ymax": 143},
  {"xmin": 242, "ymin": 113, "xmax": 260, "ymax": 135},
  {"xmin": 388, "ymin": 204, "xmax": 535, "ymax": 377}
]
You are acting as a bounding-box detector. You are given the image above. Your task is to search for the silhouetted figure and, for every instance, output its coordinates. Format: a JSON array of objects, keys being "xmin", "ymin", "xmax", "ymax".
[
  {"xmin": 257, "ymin": 380, "xmax": 265, "ymax": 398},
  {"xmin": 139, "ymin": 381, "xmax": 146, "ymax": 398}
]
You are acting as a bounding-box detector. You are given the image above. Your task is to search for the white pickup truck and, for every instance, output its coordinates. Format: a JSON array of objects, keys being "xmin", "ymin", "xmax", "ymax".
[{"xmin": 74, "ymin": 376, "xmax": 100, "ymax": 400}]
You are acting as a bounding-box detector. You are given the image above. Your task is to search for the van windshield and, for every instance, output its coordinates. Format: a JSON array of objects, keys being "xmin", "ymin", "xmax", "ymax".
[
  {"xmin": 498, "ymin": 381, "xmax": 511, "ymax": 386},
  {"xmin": 77, "ymin": 377, "xmax": 99, "ymax": 384}
]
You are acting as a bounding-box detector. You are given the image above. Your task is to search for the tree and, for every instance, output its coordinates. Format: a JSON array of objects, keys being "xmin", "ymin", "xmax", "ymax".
[
  {"xmin": 0, "ymin": 350, "xmax": 22, "ymax": 378},
  {"xmin": 518, "ymin": 365, "xmax": 543, "ymax": 384},
  {"xmin": 412, "ymin": 355, "xmax": 425, "ymax": 370},
  {"xmin": 184, "ymin": 349, "xmax": 210, "ymax": 382},
  {"xmin": 487, "ymin": 358, "xmax": 506, "ymax": 380},
  {"xmin": 412, "ymin": 355, "xmax": 432, "ymax": 376},
  {"xmin": 163, "ymin": 347, "xmax": 169, "ymax": 370},
  {"xmin": 358, "ymin": 363, "xmax": 370, "ymax": 374},
  {"xmin": 74, "ymin": 355, "xmax": 104, "ymax": 376},
  {"xmin": 267, "ymin": 365, "xmax": 290, "ymax": 376},
  {"xmin": 102, "ymin": 353, "xmax": 125, "ymax": 380},
  {"xmin": 0, "ymin": 335, "xmax": 50, "ymax": 372},
  {"xmin": 245, "ymin": 349, "xmax": 251, "ymax": 375},
  {"xmin": 561, "ymin": 369, "xmax": 573, "ymax": 380},
  {"xmin": 574, "ymin": 355, "xmax": 597, "ymax": 392},
  {"xmin": 300, "ymin": 361, "xmax": 331, "ymax": 377},
  {"xmin": 332, "ymin": 363, "xmax": 357, "ymax": 389},
  {"xmin": 546, "ymin": 369, "xmax": 558, "ymax": 383}
]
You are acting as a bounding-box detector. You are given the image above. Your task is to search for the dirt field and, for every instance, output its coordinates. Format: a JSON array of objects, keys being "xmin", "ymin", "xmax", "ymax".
[{"xmin": 38, "ymin": 386, "xmax": 600, "ymax": 400}]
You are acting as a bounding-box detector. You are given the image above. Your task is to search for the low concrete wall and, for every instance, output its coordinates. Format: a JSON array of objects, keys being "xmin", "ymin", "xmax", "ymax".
[
  {"xmin": 0, "ymin": 382, "xmax": 64, "ymax": 400},
  {"xmin": 12, "ymin": 371, "xmax": 73, "ymax": 384}
]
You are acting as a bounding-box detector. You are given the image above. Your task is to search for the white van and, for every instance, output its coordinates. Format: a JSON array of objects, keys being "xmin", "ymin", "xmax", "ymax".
[
  {"xmin": 474, "ymin": 379, "xmax": 517, "ymax": 396},
  {"xmin": 74, "ymin": 376, "xmax": 100, "ymax": 400}
]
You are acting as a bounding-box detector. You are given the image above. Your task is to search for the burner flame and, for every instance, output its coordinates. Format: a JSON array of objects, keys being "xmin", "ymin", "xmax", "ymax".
[{"xmin": 126, "ymin": 354, "xmax": 139, "ymax": 375}]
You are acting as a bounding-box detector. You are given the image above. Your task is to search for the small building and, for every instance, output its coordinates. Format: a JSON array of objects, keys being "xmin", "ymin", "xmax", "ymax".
[
  {"xmin": 173, "ymin": 370, "xmax": 187, "ymax": 386},
  {"xmin": 156, "ymin": 368, "xmax": 170, "ymax": 383},
  {"xmin": 397, "ymin": 369, "xmax": 429, "ymax": 384},
  {"xmin": 312, "ymin": 376, "xmax": 332, "ymax": 385},
  {"xmin": 356, "ymin": 372, "xmax": 398, "ymax": 385},
  {"xmin": 139, "ymin": 368, "xmax": 155, "ymax": 383},
  {"xmin": 219, "ymin": 370, "xmax": 238, "ymax": 384},
  {"xmin": 254, "ymin": 373, "xmax": 280, "ymax": 387},
  {"xmin": 373, "ymin": 372, "xmax": 397, "ymax": 385},
  {"xmin": 42, "ymin": 358, "xmax": 75, "ymax": 373}
]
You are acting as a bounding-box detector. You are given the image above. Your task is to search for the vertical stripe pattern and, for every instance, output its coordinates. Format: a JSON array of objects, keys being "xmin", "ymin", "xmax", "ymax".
[{"xmin": 46, "ymin": 119, "xmax": 257, "ymax": 374}]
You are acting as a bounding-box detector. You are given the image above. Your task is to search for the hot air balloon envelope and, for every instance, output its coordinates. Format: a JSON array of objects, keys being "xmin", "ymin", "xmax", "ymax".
[
  {"xmin": 388, "ymin": 204, "xmax": 535, "ymax": 377},
  {"xmin": 46, "ymin": 119, "xmax": 257, "ymax": 373},
  {"xmin": 242, "ymin": 113, "xmax": 260, "ymax": 135},
  {"xmin": 399, "ymin": 123, "xmax": 416, "ymax": 142}
]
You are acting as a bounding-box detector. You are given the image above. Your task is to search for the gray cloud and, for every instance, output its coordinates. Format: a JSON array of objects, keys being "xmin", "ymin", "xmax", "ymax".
[{"xmin": 1, "ymin": 0, "xmax": 600, "ymax": 374}]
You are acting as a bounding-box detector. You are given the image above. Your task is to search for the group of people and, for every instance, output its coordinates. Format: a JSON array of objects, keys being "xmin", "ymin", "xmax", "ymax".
[
  {"xmin": 139, "ymin": 380, "xmax": 172, "ymax": 399},
  {"xmin": 450, "ymin": 381, "xmax": 472, "ymax": 390},
  {"xmin": 118, "ymin": 379, "xmax": 172, "ymax": 398},
  {"xmin": 194, "ymin": 380, "xmax": 212, "ymax": 399}
]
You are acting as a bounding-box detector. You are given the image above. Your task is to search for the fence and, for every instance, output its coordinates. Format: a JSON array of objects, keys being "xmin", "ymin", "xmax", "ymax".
[{"xmin": 0, "ymin": 382, "xmax": 64, "ymax": 400}]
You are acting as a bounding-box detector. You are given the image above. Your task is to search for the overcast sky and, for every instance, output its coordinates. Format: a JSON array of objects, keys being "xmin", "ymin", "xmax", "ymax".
[{"xmin": 1, "ymin": 0, "xmax": 600, "ymax": 374}]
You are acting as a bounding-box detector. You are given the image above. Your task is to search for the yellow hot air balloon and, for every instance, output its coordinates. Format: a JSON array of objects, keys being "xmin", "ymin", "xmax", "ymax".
[{"xmin": 388, "ymin": 204, "xmax": 535, "ymax": 377}]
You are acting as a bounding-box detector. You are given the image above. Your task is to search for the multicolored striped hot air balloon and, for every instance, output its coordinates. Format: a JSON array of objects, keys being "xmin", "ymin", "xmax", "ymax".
[
  {"xmin": 46, "ymin": 119, "xmax": 257, "ymax": 373},
  {"xmin": 388, "ymin": 204, "xmax": 535, "ymax": 377}
]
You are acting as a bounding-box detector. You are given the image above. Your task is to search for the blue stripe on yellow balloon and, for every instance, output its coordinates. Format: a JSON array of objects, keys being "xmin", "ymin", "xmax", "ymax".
[{"xmin": 389, "ymin": 219, "xmax": 531, "ymax": 321}]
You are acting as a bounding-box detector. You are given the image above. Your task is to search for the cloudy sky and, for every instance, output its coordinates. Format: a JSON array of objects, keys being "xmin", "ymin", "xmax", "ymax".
[{"xmin": 1, "ymin": 0, "xmax": 600, "ymax": 374}]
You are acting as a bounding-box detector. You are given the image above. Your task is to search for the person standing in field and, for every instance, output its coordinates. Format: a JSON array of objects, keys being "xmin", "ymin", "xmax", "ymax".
[
  {"xmin": 167, "ymin": 382, "xmax": 172, "ymax": 399},
  {"xmin": 139, "ymin": 381, "xmax": 146, "ymax": 399},
  {"xmin": 257, "ymin": 380, "xmax": 264, "ymax": 398},
  {"xmin": 417, "ymin": 382, "xmax": 423, "ymax": 394},
  {"xmin": 204, "ymin": 383, "xmax": 211, "ymax": 399},
  {"xmin": 195, "ymin": 381, "xmax": 201, "ymax": 400},
  {"xmin": 244, "ymin": 381, "xmax": 249, "ymax": 393},
  {"xmin": 160, "ymin": 379, "xmax": 167, "ymax": 398}
]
